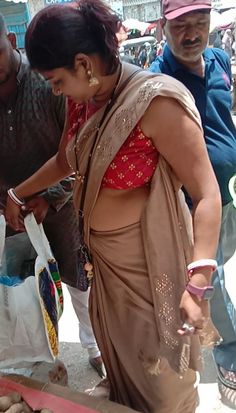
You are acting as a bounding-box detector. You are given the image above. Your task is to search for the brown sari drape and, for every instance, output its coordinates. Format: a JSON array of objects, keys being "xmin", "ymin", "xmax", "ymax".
[
  {"xmin": 89, "ymin": 222, "xmax": 198, "ymax": 413},
  {"xmin": 66, "ymin": 63, "xmax": 217, "ymax": 412}
]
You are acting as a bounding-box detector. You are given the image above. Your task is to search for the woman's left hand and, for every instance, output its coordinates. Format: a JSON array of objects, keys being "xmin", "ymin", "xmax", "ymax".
[{"xmin": 177, "ymin": 290, "xmax": 210, "ymax": 336}]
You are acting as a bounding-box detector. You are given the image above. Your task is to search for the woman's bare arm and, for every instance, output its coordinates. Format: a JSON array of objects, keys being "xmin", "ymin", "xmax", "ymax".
[
  {"xmin": 142, "ymin": 96, "xmax": 222, "ymax": 333},
  {"xmin": 142, "ymin": 96, "xmax": 221, "ymax": 263}
]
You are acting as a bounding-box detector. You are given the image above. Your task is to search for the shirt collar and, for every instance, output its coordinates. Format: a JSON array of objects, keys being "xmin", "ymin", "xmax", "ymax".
[
  {"xmin": 203, "ymin": 47, "xmax": 216, "ymax": 63},
  {"xmin": 163, "ymin": 44, "xmax": 215, "ymax": 73},
  {"xmin": 16, "ymin": 50, "xmax": 29, "ymax": 83}
]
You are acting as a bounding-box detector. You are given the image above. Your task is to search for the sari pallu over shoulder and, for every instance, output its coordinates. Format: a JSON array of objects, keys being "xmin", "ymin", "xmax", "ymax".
[{"xmin": 66, "ymin": 63, "xmax": 217, "ymax": 374}]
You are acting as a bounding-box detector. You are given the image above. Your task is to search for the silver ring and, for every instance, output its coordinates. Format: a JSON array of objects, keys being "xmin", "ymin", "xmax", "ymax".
[{"xmin": 182, "ymin": 322, "xmax": 195, "ymax": 333}]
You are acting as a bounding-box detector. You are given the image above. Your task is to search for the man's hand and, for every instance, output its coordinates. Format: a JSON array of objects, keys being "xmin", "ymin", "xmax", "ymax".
[{"xmin": 25, "ymin": 196, "xmax": 49, "ymax": 224}]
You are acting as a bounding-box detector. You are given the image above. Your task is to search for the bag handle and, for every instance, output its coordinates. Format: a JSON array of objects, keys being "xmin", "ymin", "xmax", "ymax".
[
  {"xmin": 0, "ymin": 215, "xmax": 6, "ymax": 265},
  {"xmin": 0, "ymin": 214, "xmax": 52, "ymax": 265},
  {"xmin": 24, "ymin": 213, "xmax": 53, "ymax": 261}
]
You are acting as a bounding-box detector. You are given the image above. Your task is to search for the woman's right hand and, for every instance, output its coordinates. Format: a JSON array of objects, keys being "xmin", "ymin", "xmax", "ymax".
[
  {"xmin": 5, "ymin": 196, "xmax": 25, "ymax": 231},
  {"xmin": 177, "ymin": 289, "xmax": 210, "ymax": 336}
]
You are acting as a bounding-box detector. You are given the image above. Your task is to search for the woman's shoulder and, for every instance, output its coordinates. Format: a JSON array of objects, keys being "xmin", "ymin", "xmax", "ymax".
[
  {"xmin": 136, "ymin": 73, "xmax": 202, "ymax": 131},
  {"xmin": 142, "ymin": 71, "xmax": 195, "ymax": 100},
  {"xmin": 124, "ymin": 70, "xmax": 197, "ymax": 119},
  {"xmin": 122, "ymin": 66, "xmax": 195, "ymax": 104}
]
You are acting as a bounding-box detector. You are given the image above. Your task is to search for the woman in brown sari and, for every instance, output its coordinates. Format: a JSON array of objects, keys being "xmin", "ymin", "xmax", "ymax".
[{"xmin": 5, "ymin": 1, "xmax": 221, "ymax": 412}]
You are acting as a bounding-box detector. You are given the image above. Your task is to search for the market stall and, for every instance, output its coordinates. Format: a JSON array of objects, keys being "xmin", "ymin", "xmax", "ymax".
[{"xmin": 0, "ymin": 376, "xmax": 138, "ymax": 413}]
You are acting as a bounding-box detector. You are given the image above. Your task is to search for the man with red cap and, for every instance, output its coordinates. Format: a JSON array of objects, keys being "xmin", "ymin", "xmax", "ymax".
[{"xmin": 150, "ymin": 0, "xmax": 236, "ymax": 408}]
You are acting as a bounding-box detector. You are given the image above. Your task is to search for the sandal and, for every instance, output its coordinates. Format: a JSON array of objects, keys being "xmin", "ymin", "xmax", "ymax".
[
  {"xmin": 216, "ymin": 364, "xmax": 236, "ymax": 409},
  {"xmin": 216, "ymin": 364, "xmax": 236, "ymax": 390},
  {"xmin": 218, "ymin": 381, "xmax": 236, "ymax": 409},
  {"xmin": 85, "ymin": 377, "xmax": 110, "ymax": 398}
]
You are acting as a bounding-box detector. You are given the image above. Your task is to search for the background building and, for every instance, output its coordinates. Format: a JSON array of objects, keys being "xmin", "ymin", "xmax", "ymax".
[
  {"xmin": 27, "ymin": 0, "xmax": 44, "ymax": 17},
  {"xmin": 0, "ymin": 0, "xmax": 30, "ymax": 48},
  {"xmin": 107, "ymin": 0, "xmax": 161, "ymax": 22},
  {"xmin": 122, "ymin": 0, "xmax": 161, "ymax": 22}
]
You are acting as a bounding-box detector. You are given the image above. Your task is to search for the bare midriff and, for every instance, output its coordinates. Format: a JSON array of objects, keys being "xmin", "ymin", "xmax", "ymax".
[{"xmin": 90, "ymin": 186, "xmax": 150, "ymax": 231}]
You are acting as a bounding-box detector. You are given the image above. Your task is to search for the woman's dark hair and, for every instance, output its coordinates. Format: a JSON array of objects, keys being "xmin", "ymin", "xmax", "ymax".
[{"xmin": 25, "ymin": 0, "xmax": 122, "ymax": 74}]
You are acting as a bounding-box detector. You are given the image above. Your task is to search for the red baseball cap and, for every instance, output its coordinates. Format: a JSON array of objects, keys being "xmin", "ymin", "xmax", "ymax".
[{"xmin": 162, "ymin": 0, "xmax": 212, "ymax": 20}]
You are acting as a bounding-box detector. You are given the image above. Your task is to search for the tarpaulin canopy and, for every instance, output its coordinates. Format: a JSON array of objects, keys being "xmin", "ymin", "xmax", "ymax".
[
  {"xmin": 210, "ymin": 10, "xmax": 223, "ymax": 32},
  {"xmin": 122, "ymin": 19, "xmax": 150, "ymax": 36},
  {"xmin": 220, "ymin": 8, "xmax": 236, "ymax": 26},
  {"xmin": 210, "ymin": 7, "xmax": 236, "ymax": 31}
]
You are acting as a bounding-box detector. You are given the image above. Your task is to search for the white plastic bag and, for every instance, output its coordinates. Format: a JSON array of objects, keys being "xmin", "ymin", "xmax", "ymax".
[{"xmin": 0, "ymin": 213, "xmax": 63, "ymax": 369}]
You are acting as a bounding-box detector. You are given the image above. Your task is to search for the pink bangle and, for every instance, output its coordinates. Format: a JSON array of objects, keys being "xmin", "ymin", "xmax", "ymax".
[
  {"xmin": 187, "ymin": 259, "xmax": 217, "ymax": 277},
  {"xmin": 7, "ymin": 188, "xmax": 25, "ymax": 207}
]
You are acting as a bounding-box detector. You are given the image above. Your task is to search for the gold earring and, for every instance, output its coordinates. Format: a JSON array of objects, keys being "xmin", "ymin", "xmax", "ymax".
[
  {"xmin": 87, "ymin": 70, "xmax": 99, "ymax": 87},
  {"xmin": 53, "ymin": 87, "xmax": 62, "ymax": 96}
]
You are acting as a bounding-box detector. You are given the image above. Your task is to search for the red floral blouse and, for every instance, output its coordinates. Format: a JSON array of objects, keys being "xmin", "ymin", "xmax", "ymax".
[{"xmin": 67, "ymin": 99, "xmax": 159, "ymax": 189}]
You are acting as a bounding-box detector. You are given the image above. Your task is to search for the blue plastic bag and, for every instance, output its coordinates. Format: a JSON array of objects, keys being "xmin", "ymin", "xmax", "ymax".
[{"xmin": 0, "ymin": 215, "xmax": 36, "ymax": 285}]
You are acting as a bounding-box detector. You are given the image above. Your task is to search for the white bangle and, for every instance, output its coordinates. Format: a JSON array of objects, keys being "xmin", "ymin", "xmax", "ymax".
[
  {"xmin": 187, "ymin": 259, "xmax": 217, "ymax": 274},
  {"xmin": 7, "ymin": 188, "xmax": 25, "ymax": 207}
]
